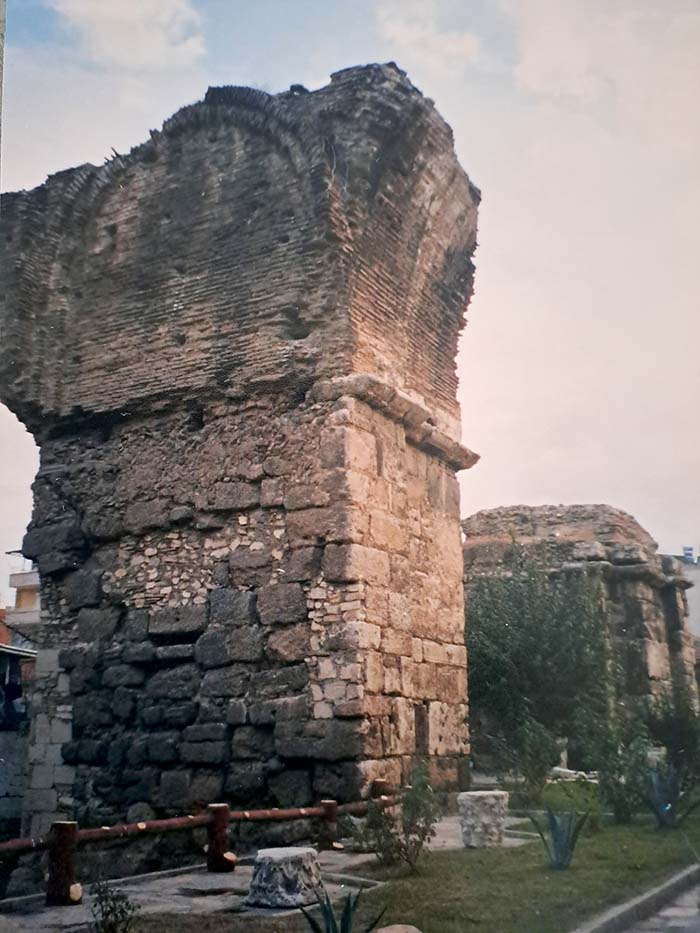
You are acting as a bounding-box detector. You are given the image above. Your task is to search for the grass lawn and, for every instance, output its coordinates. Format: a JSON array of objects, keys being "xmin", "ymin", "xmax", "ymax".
[
  {"xmin": 353, "ymin": 815, "xmax": 700, "ymax": 933},
  {"xmin": 507, "ymin": 780, "xmax": 602, "ymax": 814}
]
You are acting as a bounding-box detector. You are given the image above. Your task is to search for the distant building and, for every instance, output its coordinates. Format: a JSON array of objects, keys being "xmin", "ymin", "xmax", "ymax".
[
  {"xmin": 677, "ymin": 547, "xmax": 700, "ymax": 637},
  {"xmin": 4, "ymin": 552, "xmax": 40, "ymax": 642},
  {"xmin": 1, "ymin": 558, "xmax": 37, "ymax": 839}
]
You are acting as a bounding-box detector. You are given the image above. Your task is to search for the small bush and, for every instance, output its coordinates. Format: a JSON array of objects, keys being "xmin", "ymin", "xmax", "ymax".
[
  {"xmin": 492, "ymin": 717, "xmax": 561, "ymax": 803},
  {"xmin": 90, "ymin": 880, "xmax": 140, "ymax": 933},
  {"xmin": 351, "ymin": 764, "xmax": 441, "ymax": 872},
  {"xmin": 529, "ymin": 806, "xmax": 588, "ymax": 870},
  {"xmin": 301, "ymin": 889, "xmax": 385, "ymax": 933},
  {"xmin": 648, "ymin": 693, "xmax": 700, "ymax": 780}
]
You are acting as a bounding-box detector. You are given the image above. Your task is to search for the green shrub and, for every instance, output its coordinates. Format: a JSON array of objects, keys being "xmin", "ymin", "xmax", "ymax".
[
  {"xmin": 301, "ymin": 889, "xmax": 385, "ymax": 933},
  {"xmin": 466, "ymin": 549, "xmax": 608, "ymax": 799},
  {"xmin": 491, "ymin": 717, "xmax": 561, "ymax": 803},
  {"xmin": 90, "ymin": 880, "xmax": 140, "ymax": 933},
  {"xmin": 529, "ymin": 806, "xmax": 588, "ymax": 869},
  {"xmin": 648, "ymin": 692, "xmax": 700, "ymax": 780},
  {"xmin": 466, "ymin": 549, "xmax": 607, "ymax": 743},
  {"xmin": 350, "ymin": 763, "xmax": 441, "ymax": 872}
]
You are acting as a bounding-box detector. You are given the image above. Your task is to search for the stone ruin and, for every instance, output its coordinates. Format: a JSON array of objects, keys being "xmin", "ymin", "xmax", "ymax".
[
  {"xmin": 462, "ymin": 504, "xmax": 698, "ymax": 707},
  {"xmin": 0, "ymin": 64, "xmax": 480, "ymax": 841}
]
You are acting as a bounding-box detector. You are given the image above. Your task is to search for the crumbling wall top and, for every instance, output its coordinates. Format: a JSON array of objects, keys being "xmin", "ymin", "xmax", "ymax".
[{"xmin": 0, "ymin": 63, "xmax": 479, "ymax": 440}]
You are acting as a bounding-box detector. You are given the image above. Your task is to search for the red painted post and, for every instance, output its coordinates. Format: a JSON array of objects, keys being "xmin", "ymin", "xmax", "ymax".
[
  {"xmin": 319, "ymin": 799, "xmax": 339, "ymax": 850},
  {"xmin": 206, "ymin": 804, "xmax": 237, "ymax": 873},
  {"xmin": 46, "ymin": 821, "xmax": 82, "ymax": 906}
]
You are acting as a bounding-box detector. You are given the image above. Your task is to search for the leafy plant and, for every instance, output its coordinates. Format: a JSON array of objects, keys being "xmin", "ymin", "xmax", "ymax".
[
  {"xmin": 573, "ymin": 643, "xmax": 651, "ymax": 825},
  {"xmin": 350, "ymin": 763, "xmax": 441, "ymax": 872},
  {"xmin": 90, "ymin": 879, "xmax": 140, "ymax": 933},
  {"xmin": 492, "ymin": 717, "xmax": 561, "ymax": 803},
  {"xmin": 529, "ymin": 806, "xmax": 588, "ymax": 869},
  {"xmin": 467, "ymin": 549, "xmax": 608, "ymax": 798},
  {"xmin": 301, "ymin": 889, "xmax": 385, "ymax": 933},
  {"xmin": 642, "ymin": 762, "xmax": 700, "ymax": 829},
  {"xmin": 648, "ymin": 692, "xmax": 700, "ymax": 781},
  {"xmin": 467, "ymin": 549, "xmax": 606, "ymax": 740}
]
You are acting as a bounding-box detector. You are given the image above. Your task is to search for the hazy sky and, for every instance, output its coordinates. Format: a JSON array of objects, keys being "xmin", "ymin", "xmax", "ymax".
[{"xmin": 1, "ymin": 0, "xmax": 699, "ymax": 604}]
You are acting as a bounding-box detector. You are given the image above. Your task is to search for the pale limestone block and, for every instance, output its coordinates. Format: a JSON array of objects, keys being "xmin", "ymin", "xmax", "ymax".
[
  {"xmin": 245, "ymin": 846, "xmax": 322, "ymax": 908},
  {"xmin": 458, "ymin": 791, "xmax": 509, "ymax": 848}
]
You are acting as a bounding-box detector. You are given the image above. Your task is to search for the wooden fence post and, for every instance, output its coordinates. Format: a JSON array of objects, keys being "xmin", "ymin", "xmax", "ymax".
[
  {"xmin": 319, "ymin": 799, "xmax": 339, "ymax": 850},
  {"xmin": 206, "ymin": 804, "xmax": 237, "ymax": 873},
  {"xmin": 371, "ymin": 779, "xmax": 391, "ymax": 799},
  {"xmin": 46, "ymin": 821, "xmax": 82, "ymax": 906}
]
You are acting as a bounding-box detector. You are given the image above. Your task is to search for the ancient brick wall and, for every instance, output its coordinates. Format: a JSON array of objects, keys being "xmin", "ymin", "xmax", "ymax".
[
  {"xmin": 0, "ymin": 63, "xmax": 479, "ymax": 844},
  {"xmin": 462, "ymin": 505, "xmax": 698, "ymax": 707}
]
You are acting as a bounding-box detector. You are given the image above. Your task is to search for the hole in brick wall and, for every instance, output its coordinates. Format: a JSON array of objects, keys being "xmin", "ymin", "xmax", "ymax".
[
  {"xmin": 173, "ymin": 332, "xmax": 187, "ymax": 346},
  {"xmin": 281, "ymin": 306, "xmax": 311, "ymax": 341},
  {"xmin": 415, "ymin": 703, "xmax": 429, "ymax": 756},
  {"xmin": 376, "ymin": 438, "xmax": 384, "ymax": 477},
  {"xmin": 186, "ymin": 401, "xmax": 204, "ymax": 432}
]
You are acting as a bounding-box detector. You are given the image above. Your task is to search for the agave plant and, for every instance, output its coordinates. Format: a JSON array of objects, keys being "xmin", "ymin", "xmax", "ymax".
[
  {"xmin": 301, "ymin": 889, "xmax": 386, "ymax": 933},
  {"xmin": 529, "ymin": 806, "xmax": 588, "ymax": 870},
  {"xmin": 642, "ymin": 762, "xmax": 700, "ymax": 829}
]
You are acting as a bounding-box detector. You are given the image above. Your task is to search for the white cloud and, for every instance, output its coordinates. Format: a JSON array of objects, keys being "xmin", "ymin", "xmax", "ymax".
[
  {"xmin": 47, "ymin": 0, "xmax": 205, "ymax": 71},
  {"xmin": 376, "ymin": 0, "xmax": 480, "ymax": 80},
  {"xmin": 506, "ymin": 0, "xmax": 700, "ymax": 158},
  {"xmin": 2, "ymin": 43, "xmax": 209, "ymax": 192}
]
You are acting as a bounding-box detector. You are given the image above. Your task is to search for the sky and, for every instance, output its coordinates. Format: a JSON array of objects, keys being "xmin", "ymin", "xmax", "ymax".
[{"xmin": 1, "ymin": 0, "xmax": 699, "ymax": 605}]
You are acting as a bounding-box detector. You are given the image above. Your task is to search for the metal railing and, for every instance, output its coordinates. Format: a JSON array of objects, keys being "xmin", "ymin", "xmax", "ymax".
[{"xmin": 0, "ymin": 779, "xmax": 396, "ymax": 906}]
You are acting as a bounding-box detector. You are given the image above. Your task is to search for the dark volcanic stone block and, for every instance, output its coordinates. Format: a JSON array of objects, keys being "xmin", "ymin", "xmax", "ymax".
[
  {"xmin": 148, "ymin": 606, "xmax": 207, "ymax": 637},
  {"xmin": 77, "ymin": 607, "xmax": 121, "ymax": 641},
  {"xmin": 281, "ymin": 547, "xmax": 322, "ymax": 582},
  {"xmin": 64, "ymin": 570, "xmax": 102, "ymax": 609},
  {"xmin": 147, "ymin": 664, "xmax": 199, "ymax": 700},
  {"xmin": 124, "ymin": 499, "xmax": 171, "ymax": 534},
  {"xmin": 225, "ymin": 761, "xmax": 265, "ymax": 798},
  {"xmin": 257, "ymin": 583, "xmax": 307, "ymax": 626},
  {"xmin": 180, "ymin": 741, "xmax": 229, "ymax": 764},
  {"xmin": 201, "ymin": 666, "xmax": 250, "ymax": 698},
  {"xmin": 183, "ymin": 723, "xmax": 227, "ymax": 742},
  {"xmin": 269, "ymin": 769, "xmax": 312, "ymax": 807},
  {"xmin": 230, "ymin": 726, "xmax": 275, "ymax": 760},
  {"xmin": 102, "ymin": 664, "xmax": 145, "ymax": 688},
  {"xmin": 195, "ymin": 626, "xmax": 264, "ymax": 667},
  {"xmin": 210, "ymin": 482, "xmax": 260, "ymax": 511},
  {"xmin": 148, "ymin": 732, "xmax": 180, "ymax": 764},
  {"xmin": 209, "ymin": 588, "xmax": 257, "ymax": 626},
  {"xmin": 158, "ymin": 770, "xmax": 191, "ymax": 809}
]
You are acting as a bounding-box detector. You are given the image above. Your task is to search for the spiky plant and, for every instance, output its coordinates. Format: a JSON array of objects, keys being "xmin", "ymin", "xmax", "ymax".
[
  {"xmin": 529, "ymin": 806, "xmax": 588, "ymax": 870},
  {"xmin": 642, "ymin": 762, "xmax": 700, "ymax": 829},
  {"xmin": 301, "ymin": 889, "xmax": 385, "ymax": 933}
]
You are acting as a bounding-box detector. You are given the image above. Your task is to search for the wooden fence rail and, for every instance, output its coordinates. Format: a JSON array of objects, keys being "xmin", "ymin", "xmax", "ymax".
[{"xmin": 0, "ymin": 779, "xmax": 397, "ymax": 907}]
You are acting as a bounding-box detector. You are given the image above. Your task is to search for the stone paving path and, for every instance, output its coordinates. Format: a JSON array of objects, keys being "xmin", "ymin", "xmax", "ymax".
[
  {"xmin": 0, "ymin": 816, "xmax": 530, "ymax": 931},
  {"xmin": 631, "ymin": 886, "xmax": 700, "ymax": 932}
]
